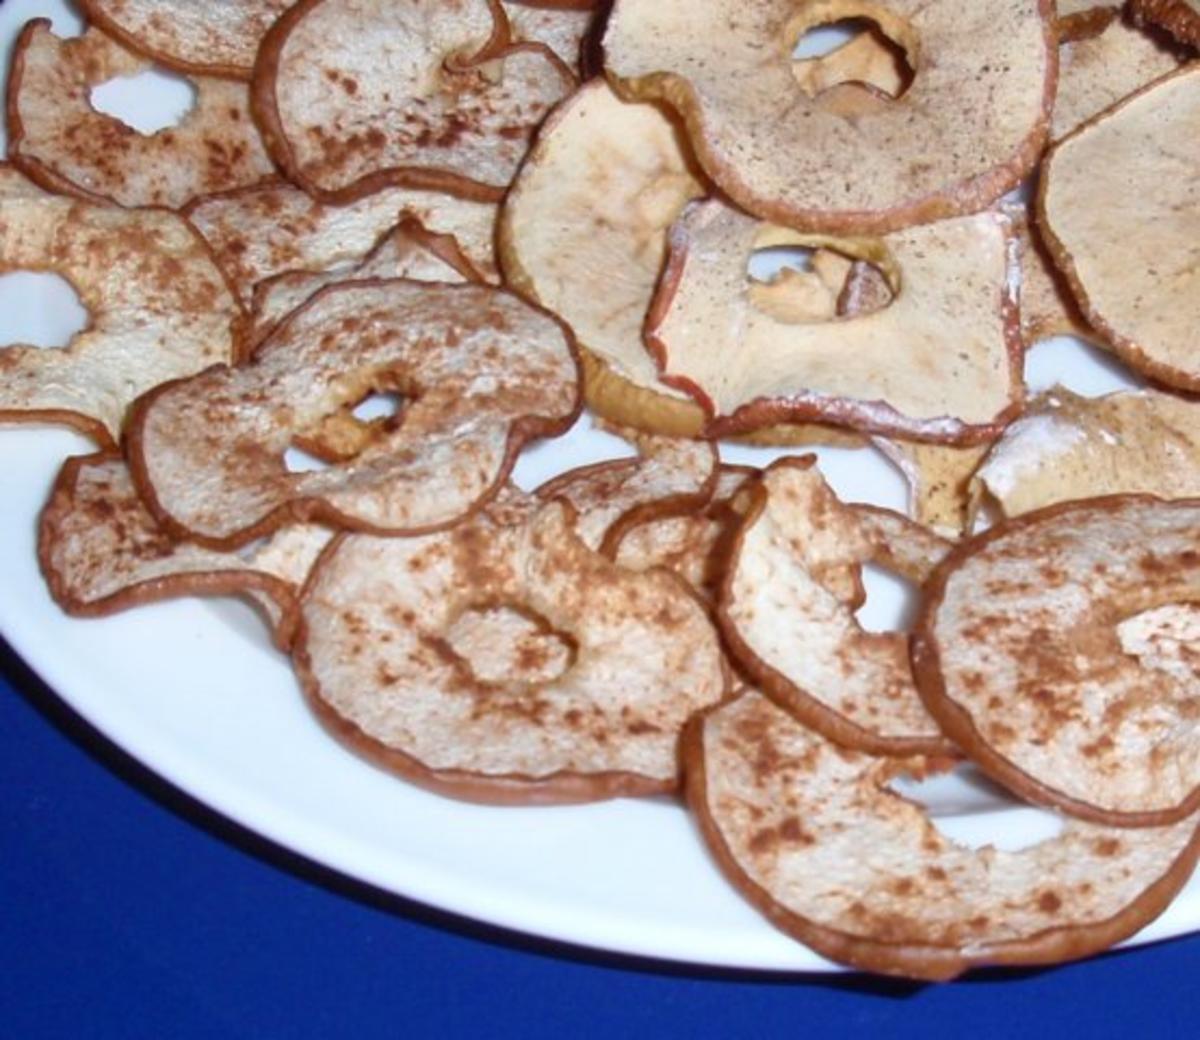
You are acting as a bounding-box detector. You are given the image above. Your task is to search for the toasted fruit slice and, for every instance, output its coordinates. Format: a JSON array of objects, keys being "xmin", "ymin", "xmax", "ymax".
[
  {"xmin": 536, "ymin": 427, "xmax": 717, "ymax": 555},
  {"xmin": 873, "ymin": 440, "xmax": 992, "ymax": 538},
  {"xmin": 39, "ymin": 453, "xmax": 330, "ymax": 650},
  {"xmin": 686, "ymin": 688, "xmax": 1200, "ymax": 981},
  {"xmin": 0, "ymin": 166, "xmax": 240, "ymax": 447},
  {"xmin": 128, "ymin": 280, "xmax": 581, "ymax": 548},
  {"xmin": 76, "ymin": 0, "xmax": 294, "ymax": 79},
  {"xmin": 972, "ymin": 388, "xmax": 1200, "ymax": 519},
  {"xmin": 1053, "ymin": 14, "xmax": 1186, "ymax": 141},
  {"xmin": 252, "ymin": 0, "xmax": 575, "ymax": 202},
  {"xmin": 915, "ymin": 495, "xmax": 1200, "ymax": 825},
  {"xmin": 294, "ymin": 494, "xmax": 728, "ymax": 803},
  {"xmin": 604, "ymin": 0, "xmax": 1057, "ymax": 234},
  {"xmin": 502, "ymin": 1, "xmax": 595, "ymax": 75},
  {"xmin": 647, "ymin": 200, "xmax": 1023, "ymax": 443},
  {"xmin": 719, "ymin": 457, "xmax": 953, "ymax": 756},
  {"xmin": 1039, "ymin": 66, "xmax": 1200, "ymax": 391},
  {"xmin": 186, "ymin": 182, "xmax": 499, "ymax": 307},
  {"xmin": 1057, "ymin": 0, "xmax": 1125, "ymax": 39},
  {"xmin": 1132, "ymin": 0, "xmax": 1200, "ymax": 46},
  {"xmin": 7, "ymin": 22, "xmax": 276, "ymax": 209},
  {"xmin": 247, "ymin": 220, "xmax": 480, "ymax": 348}
]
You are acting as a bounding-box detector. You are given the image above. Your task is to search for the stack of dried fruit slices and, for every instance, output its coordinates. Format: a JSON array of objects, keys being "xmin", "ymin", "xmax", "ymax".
[{"xmin": 1, "ymin": 0, "xmax": 1199, "ymax": 980}]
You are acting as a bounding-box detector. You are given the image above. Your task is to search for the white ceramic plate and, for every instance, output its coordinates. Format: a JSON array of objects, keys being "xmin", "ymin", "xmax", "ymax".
[{"xmin": 3, "ymin": 0, "xmax": 1197, "ymax": 973}]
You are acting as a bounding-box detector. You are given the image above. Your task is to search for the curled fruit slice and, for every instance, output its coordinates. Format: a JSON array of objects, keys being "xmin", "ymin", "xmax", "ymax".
[
  {"xmin": 1039, "ymin": 66, "xmax": 1200, "ymax": 391},
  {"xmin": 604, "ymin": 0, "xmax": 1057, "ymax": 233},
  {"xmin": 719, "ymin": 458, "xmax": 953, "ymax": 755},
  {"xmin": 77, "ymin": 0, "xmax": 294, "ymax": 79},
  {"xmin": 7, "ymin": 22, "xmax": 276, "ymax": 209},
  {"xmin": 39, "ymin": 453, "xmax": 329, "ymax": 650},
  {"xmin": 972, "ymin": 388, "xmax": 1200, "ymax": 520},
  {"xmin": 687, "ymin": 688, "xmax": 1200, "ymax": 980},
  {"xmin": 128, "ymin": 280, "xmax": 581, "ymax": 548},
  {"xmin": 252, "ymin": 0, "xmax": 575, "ymax": 202},
  {"xmin": 1132, "ymin": 0, "xmax": 1200, "ymax": 46},
  {"xmin": 648, "ymin": 200, "xmax": 1022, "ymax": 443},
  {"xmin": 186, "ymin": 182, "xmax": 499, "ymax": 307},
  {"xmin": 915, "ymin": 495, "xmax": 1200, "ymax": 825},
  {"xmin": 0, "ymin": 166, "xmax": 240, "ymax": 447},
  {"xmin": 295, "ymin": 494, "xmax": 728, "ymax": 803}
]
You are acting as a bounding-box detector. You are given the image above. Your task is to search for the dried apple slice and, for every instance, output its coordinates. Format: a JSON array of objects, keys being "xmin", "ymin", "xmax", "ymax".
[
  {"xmin": 247, "ymin": 220, "xmax": 480, "ymax": 348},
  {"xmin": 7, "ymin": 22, "xmax": 276, "ymax": 209},
  {"xmin": 502, "ymin": 1, "xmax": 596, "ymax": 75},
  {"xmin": 128, "ymin": 280, "xmax": 581, "ymax": 548},
  {"xmin": 39, "ymin": 453, "xmax": 330, "ymax": 650},
  {"xmin": 252, "ymin": 0, "xmax": 575, "ymax": 202},
  {"xmin": 294, "ymin": 494, "xmax": 728, "ymax": 803},
  {"xmin": 76, "ymin": 0, "xmax": 294, "ymax": 79},
  {"xmin": 186, "ymin": 182, "xmax": 499, "ymax": 307},
  {"xmin": 0, "ymin": 166, "xmax": 241, "ymax": 447},
  {"xmin": 1057, "ymin": 0, "xmax": 1125, "ymax": 39},
  {"xmin": 972, "ymin": 388, "xmax": 1200, "ymax": 519},
  {"xmin": 1132, "ymin": 0, "xmax": 1200, "ymax": 46},
  {"xmin": 1039, "ymin": 66, "xmax": 1200, "ymax": 391},
  {"xmin": 604, "ymin": 0, "xmax": 1057, "ymax": 234},
  {"xmin": 719, "ymin": 457, "xmax": 953, "ymax": 756},
  {"xmin": 873, "ymin": 440, "xmax": 992, "ymax": 538},
  {"xmin": 648, "ymin": 200, "xmax": 1022, "ymax": 443},
  {"xmin": 915, "ymin": 494, "xmax": 1200, "ymax": 825},
  {"xmin": 686, "ymin": 688, "xmax": 1200, "ymax": 981}
]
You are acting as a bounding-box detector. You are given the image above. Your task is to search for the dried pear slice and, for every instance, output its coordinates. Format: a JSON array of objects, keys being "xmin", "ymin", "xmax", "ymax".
[
  {"xmin": 128, "ymin": 280, "xmax": 581, "ymax": 548},
  {"xmin": 915, "ymin": 495, "xmax": 1200, "ymax": 825},
  {"xmin": 647, "ymin": 200, "xmax": 1023, "ymax": 443},
  {"xmin": 186, "ymin": 182, "xmax": 499, "ymax": 307},
  {"xmin": 77, "ymin": 0, "xmax": 294, "ymax": 79},
  {"xmin": 686, "ymin": 688, "xmax": 1200, "ymax": 980},
  {"xmin": 252, "ymin": 0, "xmax": 575, "ymax": 202},
  {"xmin": 0, "ymin": 166, "xmax": 240, "ymax": 447},
  {"xmin": 1132, "ymin": 0, "xmax": 1200, "ymax": 47},
  {"xmin": 294, "ymin": 494, "xmax": 728, "ymax": 803},
  {"xmin": 1039, "ymin": 66, "xmax": 1200, "ymax": 391},
  {"xmin": 973, "ymin": 388, "xmax": 1200, "ymax": 518},
  {"xmin": 604, "ymin": 0, "xmax": 1057, "ymax": 233},
  {"xmin": 248, "ymin": 220, "xmax": 480, "ymax": 348},
  {"xmin": 719, "ymin": 457, "xmax": 954, "ymax": 755},
  {"xmin": 7, "ymin": 22, "xmax": 276, "ymax": 209},
  {"xmin": 39, "ymin": 453, "xmax": 330, "ymax": 650}
]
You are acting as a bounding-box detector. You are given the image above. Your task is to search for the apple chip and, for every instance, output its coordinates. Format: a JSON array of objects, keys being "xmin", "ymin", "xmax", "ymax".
[
  {"xmin": 915, "ymin": 495, "xmax": 1200, "ymax": 825},
  {"xmin": 686, "ymin": 688, "xmax": 1200, "ymax": 981},
  {"xmin": 502, "ymin": 1, "xmax": 596, "ymax": 76},
  {"xmin": 7, "ymin": 22, "xmax": 276, "ymax": 209},
  {"xmin": 187, "ymin": 182, "xmax": 499, "ymax": 308},
  {"xmin": 128, "ymin": 280, "xmax": 581, "ymax": 548},
  {"xmin": 39, "ymin": 453, "xmax": 330, "ymax": 650},
  {"xmin": 604, "ymin": 0, "xmax": 1057, "ymax": 233},
  {"xmin": 973, "ymin": 388, "xmax": 1200, "ymax": 519},
  {"xmin": 252, "ymin": 0, "xmax": 575, "ymax": 202},
  {"xmin": 1132, "ymin": 0, "xmax": 1200, "ymax": 46},
  {"xmin": 0, "ymin": 166, "xmax": 240, "ymax": 447},
  {"xmin": 648, "ymin": 200, "xmax": 1023, "ymax": 443},
  {"xmin": 294, "ymin": 494, "xmax": 728, "ymax": 803},
  {"xmin": 719, "ymin": 458, "xmax": 953, "ymax": 756},
  {"xmin": 77, "ymin": 0, "xmax": 294, "ymax": 78},
  {"xmin": 873, "ymin": 440, "xmax": 992, "ymax": 539},
  {"xmin": 1039, "ymin": 66, "xmax": 1200, "ymax": 391}
]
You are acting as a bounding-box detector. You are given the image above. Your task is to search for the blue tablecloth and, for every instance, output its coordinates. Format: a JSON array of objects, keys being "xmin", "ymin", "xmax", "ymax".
[{"xmin": 4, "ymin": 639, "xmax": 1199, "ymax": 1039}]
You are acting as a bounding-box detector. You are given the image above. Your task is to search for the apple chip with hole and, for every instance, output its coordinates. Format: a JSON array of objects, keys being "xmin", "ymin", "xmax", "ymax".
[
  {"xmin": 686, "ymin": 688, "xmax": 1200, "ymax": 980},
  {"xmin": 128, "ymin": 280, "xmax": 580, "ymax": 548},
  {"xmin": 77, "ymin": 0, "xmax": 294, "ymax": 79},
  {"xmin": 7, "ymin": 22, "xmax": 276, "ymax": 209},
  {"xmin": 915, "ymin": 495, "xmax": 1200, "ymax": 825},
  {"xmin": 1132, "ymin": 0, "xmax": 1200, "ymax": 47},
  {"xmin": 0, "ymin": 166, "xmax": 240, "ymax": 447},
  {"xmin": 294, "ymin": 492, "xmax": 728, "ymax": 803},
  {"xmin": 604, "ymin": 0, "xmax": 1056, "ymax": 233},
  {"xmin": 647, "ymin": 199, "xmax": 1022, "ymax": 443},
  {"xmin": 252, "ymin": 0, "xmax": 575, "ymax": 201},
  {"xmin": 971, "ymin": 388, "xmax": 1200, "ymax": 520},
  {"xmin": 719, "ymin": 457, "xmax": 953, "ymax": 755},
  {"xmin": 39, "ymin": 453, "xmax": 330, "ymax": 650},
  {"xmin": 1039, "ymin": 66, "xmax": 1200, "ymax": 391}
]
